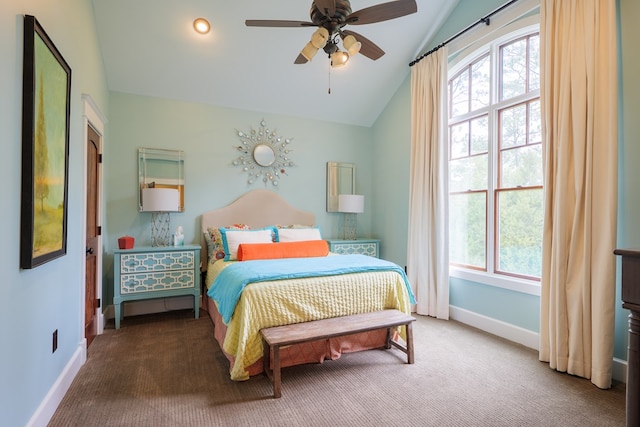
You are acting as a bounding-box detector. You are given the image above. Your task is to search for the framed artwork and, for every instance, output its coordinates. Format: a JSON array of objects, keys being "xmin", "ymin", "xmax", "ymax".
[{"xmin": 20, "ymin": 15, "xmax": 71, "ymax": 269}]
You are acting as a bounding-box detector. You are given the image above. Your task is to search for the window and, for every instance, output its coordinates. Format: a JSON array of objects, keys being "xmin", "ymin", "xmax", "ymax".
[{"xmin": 448, "ymin": 28, "xmax": 542, "ymax": 286}]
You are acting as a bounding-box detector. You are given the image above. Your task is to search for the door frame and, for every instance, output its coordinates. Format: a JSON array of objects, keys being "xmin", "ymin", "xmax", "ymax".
[{"xmin": 81, "ymin": 94, "xmax": 106, "ymax": 340}]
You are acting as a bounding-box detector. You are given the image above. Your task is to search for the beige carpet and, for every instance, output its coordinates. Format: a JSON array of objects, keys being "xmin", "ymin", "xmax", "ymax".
[{"xmin": 49, "ymin": 309, "xmax": 625, "ymax": 426}]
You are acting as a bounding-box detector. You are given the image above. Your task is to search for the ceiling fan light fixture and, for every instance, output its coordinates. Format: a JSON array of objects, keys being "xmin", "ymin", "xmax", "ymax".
[
  {"xmin": 193, "ymin": 18, "xmax": 210, "ymax": 34},
  {"xmin": 311, "ymin": 27, "xmax": 329, "ymax": 49},
  {"xmin": 331, "ymin": 50, "xmax": 349, "ymax": 68},
  {"xmin": 301, "ymin": 42, "xmax": 319, "ymax": 61},
  {"xmin": 343, "ymin": 35, "xmax": 361, "ymax": 56}
]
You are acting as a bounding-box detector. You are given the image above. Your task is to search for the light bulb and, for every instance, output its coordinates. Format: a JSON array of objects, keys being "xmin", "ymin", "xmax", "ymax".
[{"xmin": 193, "ymin": 18, "xmax": 210, "ymax": 34}]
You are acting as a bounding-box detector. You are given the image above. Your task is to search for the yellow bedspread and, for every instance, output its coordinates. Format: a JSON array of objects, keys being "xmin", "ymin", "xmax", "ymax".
[{"xmin": 206, "ymin": 259, "xmax": 413, "ymax": 381}]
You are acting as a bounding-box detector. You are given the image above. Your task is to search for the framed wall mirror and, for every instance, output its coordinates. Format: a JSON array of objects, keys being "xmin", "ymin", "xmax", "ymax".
[
  {"xmin": 138, "ymin": 148, "xmax": 185, "ymax": 212},
  {"xmin": 326, "ymin": 161, "xmax": 356, "ymax": 212}
]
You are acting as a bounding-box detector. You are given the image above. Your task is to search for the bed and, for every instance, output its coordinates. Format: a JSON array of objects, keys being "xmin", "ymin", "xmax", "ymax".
[{"xmin": 200, "ymin": 189, "xmax": 415, "ymax": 381}]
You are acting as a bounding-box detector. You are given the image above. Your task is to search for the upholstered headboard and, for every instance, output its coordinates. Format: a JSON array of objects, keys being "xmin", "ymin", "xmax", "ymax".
[{"xmin": 200, "ymin": 189, "xmax": 315, "ymax": 270}]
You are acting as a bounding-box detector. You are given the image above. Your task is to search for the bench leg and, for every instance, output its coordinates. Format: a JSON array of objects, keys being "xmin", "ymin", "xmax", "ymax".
[
  {"xmin": 263, "ymin": 339, "xmax": 270, "ymax": 380},
  {"xmin": 385, "ymin": 327, "xmax": 392, "ymax": 349},
  {"xmin": 406, "ymin": 322, "xmax": 414, "ymax": 364},
  {"xmin": 273, "ymin": 344, "xmax": 281, "ymax": 398}
]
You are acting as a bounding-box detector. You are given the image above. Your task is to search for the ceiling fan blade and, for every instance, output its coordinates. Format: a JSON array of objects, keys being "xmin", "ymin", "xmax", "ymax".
[
  {"xmin": 342, "ymin": 30, "xmax": 385, "ymax": 61},
  {"xmin": 294, "ymin": 53, "xmax": 309, "ymax": 64},
  {"xmin": 346, "ymin": 0, "xmax": 417, "ymax": 25},
  {"xmin": 314, "ymin": 0, "xmax": 337, "ymax": 17},
  {"xmin": 245, "ymin": 20, "xmax": 315, "ymax": 28}
]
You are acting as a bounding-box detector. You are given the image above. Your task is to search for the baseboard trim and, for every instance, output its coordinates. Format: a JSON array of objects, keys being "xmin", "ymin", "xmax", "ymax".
[
  {"xmin": 26, "ymin": 342, "xmax": 86, "ymax": 427},
  {"xmin": 449, "ymin": 305, "xmax": 540, "ymax": 350},
  {"xmin": 449, "ymin": 305, "xmax": 627, "ymax": 384}
]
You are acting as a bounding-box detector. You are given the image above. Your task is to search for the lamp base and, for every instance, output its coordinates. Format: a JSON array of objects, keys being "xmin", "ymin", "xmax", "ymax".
[
  {"xmin": 342, "ymin": 212, "xmax": 357, "ymax": 240},
  {"xmin": 151, "ymin": 212, "xmax": 172, "ymax": 247}
]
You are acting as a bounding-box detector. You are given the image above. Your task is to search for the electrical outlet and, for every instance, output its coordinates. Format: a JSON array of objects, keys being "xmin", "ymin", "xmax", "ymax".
[{"xmin": 52, "ymin": 329, "xmax": 58, "ymax": 353}]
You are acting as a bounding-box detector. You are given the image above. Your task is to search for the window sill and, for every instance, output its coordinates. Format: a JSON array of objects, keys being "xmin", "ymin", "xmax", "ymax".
[{"xmin": 449, "ymin": 267, "xmax": 541, "ymax": 296}]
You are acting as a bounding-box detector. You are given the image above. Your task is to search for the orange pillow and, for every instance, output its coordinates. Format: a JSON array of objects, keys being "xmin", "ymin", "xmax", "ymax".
[{"xmin": 237, "ymin": 240, "xmax": 329, "ymax": 261}]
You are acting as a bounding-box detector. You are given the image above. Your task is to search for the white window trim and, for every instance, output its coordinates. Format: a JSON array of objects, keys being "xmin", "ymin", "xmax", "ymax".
[
  {"xmin": 450, "ymin": 266, "xmax": 541, "ymax": 296},
  {"xmin": 447, "ymin": 5, "xmax": 542, "ymax": 297}
]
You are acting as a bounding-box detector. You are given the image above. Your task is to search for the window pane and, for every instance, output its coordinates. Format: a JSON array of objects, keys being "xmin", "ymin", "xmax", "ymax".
[
  {"xmin": 529, "ymin": 35, "xmax": 540, "ymax": 91},
  {"xmin": 450, "ymin": 122, "xmax": 469, "ymax": 159},
  {"xmin": 501, "ymin": 38, "xmax": 527, "ymax": 100},
  {"xmin": 450, "ymin": 192, "xmax": 486, "ymax": 269},
  {"xmin": 471, "ymin": 55, "xmax": 490, "ymax": 111},
  {"xmin": 500, "ymin": 144, "xmax": 543, "ymax": 188},
  {"xmin": 500, "ymin": 104, "xmax": 527, "ymax": 148},
  {"xmin": 496, "ymin": 189, "xmax": 543, "ymax": 277},
  {"xmin": 450, "ymin": 154, "xmax": 488, "ymax": 192},
  {"xmin": 528, "ymin": 100, "xmax": 541, "ymax": 144},
  {"xmin": 470, "ymin": 116, "xmax": 488, "ymax": 155},
  {"xmin": 450, "ymin": 69, "xmax": 469, "ymax": 117}
]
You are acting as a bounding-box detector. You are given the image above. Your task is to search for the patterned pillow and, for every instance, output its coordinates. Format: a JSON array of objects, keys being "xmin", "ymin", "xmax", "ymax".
[{"xmin": 205, "ymin": 224, "xmax": 250, "ymax": 262}]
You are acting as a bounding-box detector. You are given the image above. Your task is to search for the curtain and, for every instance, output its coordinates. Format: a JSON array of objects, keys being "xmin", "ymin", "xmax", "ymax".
[
  {"xmin": 539, "ymin": 0, "xmax": 618, "ymax": 389},
  {"xmin": 407, "ymin": 47, "xmax": 449, "ymax": 319}
]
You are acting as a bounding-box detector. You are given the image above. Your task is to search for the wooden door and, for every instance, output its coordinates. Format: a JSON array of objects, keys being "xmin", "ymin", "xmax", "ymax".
[{"xmin": 85, "ymin": 125, "xmax": 100, "ymax": 347}]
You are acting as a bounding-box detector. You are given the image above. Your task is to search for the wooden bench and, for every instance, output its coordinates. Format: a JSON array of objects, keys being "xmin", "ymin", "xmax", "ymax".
[{"xmin": 260, "ymin": 309, "xmax": 416, "ymax": 398}]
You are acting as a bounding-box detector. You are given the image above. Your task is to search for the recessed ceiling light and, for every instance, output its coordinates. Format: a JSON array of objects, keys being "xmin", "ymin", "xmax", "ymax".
[{"xmin": 193, "ymin": 18, "xmax": 210, "ymax": 34}]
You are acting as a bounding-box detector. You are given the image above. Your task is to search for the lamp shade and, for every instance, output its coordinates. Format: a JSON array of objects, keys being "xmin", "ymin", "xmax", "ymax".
[
  {"xmin": 331, "ymin": 50, "xmax": 349, "ymax": 68},
  {"xmin": 141, "ymin": 188, "xmax": 180, "ymax": 212},
  {"xmin": 301, "ymin": 41, "xmax": 319, "ymax": 61},
  {"xmin": 338, "ymin": 194, "xmax": 364, "ymax": 213},
  {"xmin": 343, "ymin": 35, "xmax": 361, "ymax": 56}
]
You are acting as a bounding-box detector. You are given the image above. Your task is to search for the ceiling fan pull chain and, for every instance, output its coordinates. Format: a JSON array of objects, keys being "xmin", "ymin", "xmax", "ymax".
[{"xmin": 328, "ymin": 60, "xmax": 332, "ymax": 94}]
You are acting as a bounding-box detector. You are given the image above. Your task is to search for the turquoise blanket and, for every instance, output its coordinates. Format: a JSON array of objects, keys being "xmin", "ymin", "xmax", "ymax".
[{"xmin": 208, "ymin": 254, "xmax": 416, "ymax": 323}]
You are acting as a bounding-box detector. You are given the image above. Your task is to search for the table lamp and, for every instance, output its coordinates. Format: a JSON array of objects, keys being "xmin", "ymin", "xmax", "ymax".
[
  {"xmin": 141, "ymin": 188, "xmax": 180, "ymax": 246},
  {"xmin": 338, "ymin": 194, "xmax": 364, "ymax": 240}
]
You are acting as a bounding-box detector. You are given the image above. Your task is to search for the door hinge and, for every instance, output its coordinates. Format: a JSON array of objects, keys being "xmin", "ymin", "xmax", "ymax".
[
  {"xmin": 96, "ymin": 298, "xmax": 101, "ymax": 308},
  {"xmin": 98, "ymin": 153, "xmax": 103, "ymax": 163},
  {"xmin": 97, "ymin": 226, "xmax": 102, "ymax": 236}
]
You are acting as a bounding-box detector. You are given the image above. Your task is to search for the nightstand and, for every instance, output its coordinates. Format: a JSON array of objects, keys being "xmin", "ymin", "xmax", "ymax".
[
  {"xmin": 113, "ymin": 245, "xmax": 200, "ymax": 329},
  {"xmin": 327, "ymin": 239, "xmax": 380, "ymax": 258}
]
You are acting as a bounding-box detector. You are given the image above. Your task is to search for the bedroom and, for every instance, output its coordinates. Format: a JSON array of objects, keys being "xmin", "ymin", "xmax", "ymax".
[{"xmin": 0, "ymin": 0, "xmax": 638, "ymax": 426}]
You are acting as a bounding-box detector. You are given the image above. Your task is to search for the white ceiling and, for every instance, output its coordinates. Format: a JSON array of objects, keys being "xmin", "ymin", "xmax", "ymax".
[{"xmin": 92, "ymin": 0, "xmax": 458, "ymax": 127}]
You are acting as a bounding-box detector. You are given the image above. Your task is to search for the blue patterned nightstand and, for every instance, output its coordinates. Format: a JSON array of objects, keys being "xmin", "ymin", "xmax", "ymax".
[
  {"xmin": 327, "ymin": 239, "xmax": 380, "ymax": 258},
  {"xmin": 113, "ymin": 245, "xmax": 200, "ymax": 329}
]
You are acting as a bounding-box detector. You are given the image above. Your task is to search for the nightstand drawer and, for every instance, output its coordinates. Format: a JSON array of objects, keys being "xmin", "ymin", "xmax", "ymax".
[
  {"xmin": 120, "ymin": 269, "xmax": 195, "ymax": 294},
  {"xmin": 327, "ymin": 239, "xmax": 380, "ymax": 258},
  {"xmin": 120, "ymin": 250, "xmax": 196, "ymax": 274}
]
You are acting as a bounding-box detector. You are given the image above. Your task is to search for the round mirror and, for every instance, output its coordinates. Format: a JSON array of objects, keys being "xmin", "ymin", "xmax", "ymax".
[{"xmin": 253, "ymin": 144, "xmax": 276, "ymax": 167}]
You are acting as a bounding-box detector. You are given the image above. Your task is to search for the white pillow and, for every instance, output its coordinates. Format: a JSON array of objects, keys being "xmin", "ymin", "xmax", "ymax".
[
  {"xmin": 277, "ymin": 227, "xmax": 322, "ymax": 242},
  {"xmin": 220, "ymin": 227, "xmax": 274, "ymax": 261}
]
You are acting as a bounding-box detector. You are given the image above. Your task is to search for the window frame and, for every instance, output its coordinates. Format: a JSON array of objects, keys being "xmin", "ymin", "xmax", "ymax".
[{"xmin": 447, "ymin": 19, "xmax": 542, "ymax": 297}]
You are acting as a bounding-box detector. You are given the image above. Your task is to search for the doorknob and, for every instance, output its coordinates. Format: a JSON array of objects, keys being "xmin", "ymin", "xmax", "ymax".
[{"xmin": 86, "ymin": 247, "xmax": 94, "ymax": 255}]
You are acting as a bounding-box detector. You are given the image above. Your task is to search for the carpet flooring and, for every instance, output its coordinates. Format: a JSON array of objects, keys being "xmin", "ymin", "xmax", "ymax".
[{"xmin": 48, "ymin": 309, "xmax": 626, "ymax": 426}]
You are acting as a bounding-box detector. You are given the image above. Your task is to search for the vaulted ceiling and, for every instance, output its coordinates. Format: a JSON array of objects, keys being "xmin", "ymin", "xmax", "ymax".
[{"xmin": 92, "ymin": 0, "xmax": 458, "ymax": 126}]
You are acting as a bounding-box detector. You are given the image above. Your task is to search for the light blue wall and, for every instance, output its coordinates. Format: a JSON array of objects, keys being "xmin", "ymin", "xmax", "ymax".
[
  {"xmin": 373, "ymin": 0, "xmax": 636, "ymax": 362},
  {"xmin": 102, "ymin": 92, "xmax": 375, "ymax": 306},
  {"xmin": 0, "ymin": 0, "xmax": 109, "ymax": 426},
  {"xmin": 617, "ymin": 0, "xmax": 640, "ymax": 359}
]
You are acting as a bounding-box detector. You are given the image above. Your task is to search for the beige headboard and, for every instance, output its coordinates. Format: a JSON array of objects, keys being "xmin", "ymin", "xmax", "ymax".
[{"xmin": 200, "ymin": 189, "xmax": 315, "ymax": 270}]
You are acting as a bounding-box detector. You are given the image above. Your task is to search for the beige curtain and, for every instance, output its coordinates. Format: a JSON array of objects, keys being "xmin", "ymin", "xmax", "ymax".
[
  {"xmin": 539, "ymin": 0, "xmax": 618, "ymax": 389},
  {"xmin": 408, "ymin": 47, "xmax": 449, "ymax": 319}
]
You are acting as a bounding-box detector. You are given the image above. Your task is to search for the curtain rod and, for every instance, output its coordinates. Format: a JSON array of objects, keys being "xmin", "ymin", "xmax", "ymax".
[{"xmin": 409, "ymin": 0, "xmax": 520, "ymax": 67}]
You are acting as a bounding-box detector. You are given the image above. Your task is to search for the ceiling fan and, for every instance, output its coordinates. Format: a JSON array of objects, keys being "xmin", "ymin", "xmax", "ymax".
[{"xmin": 245, "ymin": 0, "xmax": 418, "ymax": 67}]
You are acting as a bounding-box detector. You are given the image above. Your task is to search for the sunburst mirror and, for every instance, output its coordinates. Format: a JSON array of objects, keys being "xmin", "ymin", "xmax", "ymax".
[{"xmin": 232, "ymin": 120, "xmax": 295, "ymax": 187}]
